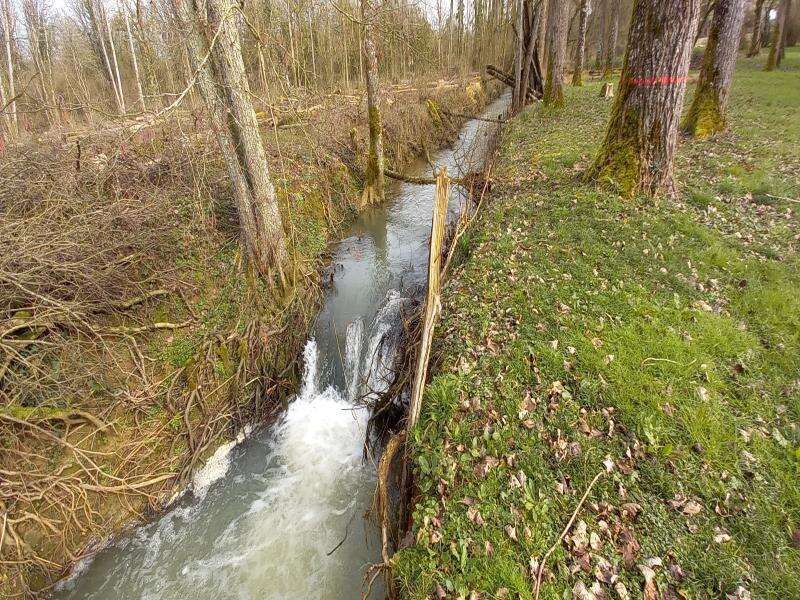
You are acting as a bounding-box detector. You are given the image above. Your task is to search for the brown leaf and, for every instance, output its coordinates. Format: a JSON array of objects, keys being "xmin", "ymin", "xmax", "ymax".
[
  {"xmin": 639, "ymin": 564, "xmax": 657, "ymax": 600},
  {"xmin": 505, "ymin": 524, "xmax": 517, "ymax": 541},
  {"xmin": 435, "ymin": 583, "xmax": 447, "ymax": 599},
  {"xmin": 620, "ymin": 528, "xmax": 640, "ymax": 569},
  {"xmin": 682, "ymin": 500, "xmax": 702, "ymax": 516},
  {"xmin": 620, "ymin": 503, "xmax": 642, "ymax": 521}
]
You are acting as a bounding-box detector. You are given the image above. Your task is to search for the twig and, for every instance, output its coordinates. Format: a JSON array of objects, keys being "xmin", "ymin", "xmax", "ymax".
[{"xmin": 534, "ymin": 469, "xmax": 606, "ymax": 599}]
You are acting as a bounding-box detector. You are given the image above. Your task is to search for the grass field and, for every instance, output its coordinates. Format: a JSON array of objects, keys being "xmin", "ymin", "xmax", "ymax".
[{"xmin": 394, "ymin": 50, "xmax": 800, "ymax": 599}]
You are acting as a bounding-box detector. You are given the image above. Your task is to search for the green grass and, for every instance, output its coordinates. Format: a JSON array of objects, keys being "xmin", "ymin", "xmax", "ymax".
[{"xmin": 394, "ymin": 50, "xmax": 800, "ymax": 599}]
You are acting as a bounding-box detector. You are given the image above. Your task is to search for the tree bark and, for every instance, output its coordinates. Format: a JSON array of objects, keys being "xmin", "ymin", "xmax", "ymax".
[
  {"xmin": 747, "ymin": 0, "xmax": 765, "ymax": 55},
  {"xmin": 543, "ymin": 0, "xmax": 569, "ymax": 106},
  {"xmin": 1, "ymin": 0, "xmax": 17, "ymax": 136},
  {"xmin": 572, "ymin": 0, "xmax": 590, "ymax": 85},
  {"xmin": 171, "ymin": 0, "xmax": 287, "ymax": 281},
  {"xmin": 360, "ymin": 0, "xmax": 385, "ymax": 204},
  {"xmin": 765, "ymin": 0, "xmax": 790, "ymax": 69},
  {"xmin": 588, "ymin": 0, "xmax": 700, "ymax": 196},
  {"xmin": 602, "ymin": 0, "xmax": 619, "ymax": 78},
  {"xmin": 683, "ymin": 0, "xmax": 746, "ymax": 137}
]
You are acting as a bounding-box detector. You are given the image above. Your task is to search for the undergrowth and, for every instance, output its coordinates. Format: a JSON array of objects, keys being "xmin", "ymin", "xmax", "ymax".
[{"xmin": 394, "ymin": 51, "xmax": 799, "ymax": 599}]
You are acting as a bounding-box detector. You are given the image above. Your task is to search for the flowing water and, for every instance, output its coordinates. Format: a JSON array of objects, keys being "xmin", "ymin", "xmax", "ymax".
[{"xmin": 55, "ymin": 91, "xmax": 510, "ymax": 600}]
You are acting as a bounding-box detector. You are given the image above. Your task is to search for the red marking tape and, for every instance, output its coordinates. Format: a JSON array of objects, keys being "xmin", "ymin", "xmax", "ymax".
[{"xmin": 627, "ymin": 75, "xmax": 689, "ymax": 86}]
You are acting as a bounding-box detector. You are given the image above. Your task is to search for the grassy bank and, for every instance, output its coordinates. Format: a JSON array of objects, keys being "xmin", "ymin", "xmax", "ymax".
[
  {"xmin": 395, "ymin": 52, "xmax": 800, "ymax": 599},
  {"xmin": 0, "ymin": 76, "xmax": 498, "ymax": 595}
]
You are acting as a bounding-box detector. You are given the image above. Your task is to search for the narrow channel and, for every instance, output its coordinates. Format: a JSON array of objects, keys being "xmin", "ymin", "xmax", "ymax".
[{"xmin": 55, "ymin": 91, "xmax": 510, "ymax": 600}]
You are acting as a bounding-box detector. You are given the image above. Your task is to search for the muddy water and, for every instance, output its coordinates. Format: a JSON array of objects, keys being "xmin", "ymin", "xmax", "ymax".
[{"xmin": 54, "ymin": 91, "xmax": 510, "ymax": 600}]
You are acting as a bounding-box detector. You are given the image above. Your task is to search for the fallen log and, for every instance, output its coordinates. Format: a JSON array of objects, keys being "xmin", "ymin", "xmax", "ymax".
[{"xmin": 486, "ymin": 64, "xmax": 541, "ymax": 101}]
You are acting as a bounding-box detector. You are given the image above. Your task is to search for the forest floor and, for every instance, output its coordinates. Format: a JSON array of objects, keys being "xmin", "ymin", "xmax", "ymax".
[
  {"xmin": 395, "ymin": 51, "xmax": 800, "ymax": 599},
  {"xmin": 0, "ymin": 75, "xmax": 499, "ymax": 595}
]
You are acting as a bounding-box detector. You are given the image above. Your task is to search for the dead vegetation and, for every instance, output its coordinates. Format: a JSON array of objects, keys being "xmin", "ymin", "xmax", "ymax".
[{"xmin": 0, "ymin": 75, "xmax": 499, "ymax": 596}]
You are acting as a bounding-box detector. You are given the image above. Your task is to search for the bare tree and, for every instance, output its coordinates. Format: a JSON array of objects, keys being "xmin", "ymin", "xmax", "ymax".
[
  {"xmin": 683, "ymin": 0, "xmax": 746, "ymax": 137},
  {"xmin": 766, "ymin": 0, "xmax": 791, "ymax": 69},
  {"xmin": 543, "ymin": 0, "xmax": 569, "ymax": 106},
  {"xmin": 588, "ymin": 0, "xmax": 700, "ymax": 195},
  {"xmin": 360, "ymin": 0, "xmax": 385, "ymax": 204},
  {"xmin": 602, "ymin": 0, "xmax": 619, "ymax": 78},
  {"xmin": 747, "ymin": 0, "xmax": 766, "ymax": 55},
  {"xmin": 171, "ymin": 0, "xmax": 287, "ymax": 280},
  {"xmin": 572, "ymin": 0, "xmax": 590, "ymax": 85},
  {"xmin": 1, "ymin": 0, "xmax": 17, "ymax": 136},
  {"xmin": 120, "ymin": 0, "xmax": 145, "ymax": 111}
]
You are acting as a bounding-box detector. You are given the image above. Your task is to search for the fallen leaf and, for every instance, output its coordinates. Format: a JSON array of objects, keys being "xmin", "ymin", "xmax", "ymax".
[
  {"xmin": 682, "ymin": 500, "xmax": 702, "ymax": 516},
  {"xmin": 435, "ymin": 583, "xmax": 447, "ymax": 599},
  {"xmin": 614, "ymin": 581, "xmax": 630, "ymax": 600},
  {"xmin": 505, "ymin": 525, "xmax": 517, "ymax": 542},
  {"xmin": 620, "ymin": 528, "xmax": 640, "ymax": 569},
  {"xmin": 639, "ymin": 564, "xmax": 657, "ymax": 600},
  {"xmin": 573, "ymin": 580, "xmax": 598, "ymax": 600}
]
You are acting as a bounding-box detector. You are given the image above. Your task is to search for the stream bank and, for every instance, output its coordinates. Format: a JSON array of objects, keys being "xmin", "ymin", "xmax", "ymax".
[
  {"xmin": 0, "ymin": 76, "xmax": 501, "ymax": 596},
  {"xmin": 393, "ymin": 54, "xmax": 800, "ymax": 599}
]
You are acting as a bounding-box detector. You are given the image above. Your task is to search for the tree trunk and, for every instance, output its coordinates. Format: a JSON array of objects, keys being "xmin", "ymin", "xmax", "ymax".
[
  {"xmin": 1, "ymin": 0, "xmax": 17, "ymax": 137},
  {"xmin": 513, "ymin": 0, "xmax": 525, "ymax": 110},
  {"xmin": 602, "ymin": 0, "xmax": 619, "ymax": 78},
  {"xmin": 588, "ymin": 0, "xmax": 700, "ymax": 196},
  {"xmin": 766, "ymin": 0, "xmax": 790, "ymax": 69},
  {"xmin": 121, "ymin": 0, "xmax": 146, "ymax": 112},
  {"xmin": 360, "ymin": 0, "xmax": 385, "ymax": 204},
  {"xmin": 747, "ymin": 0, "xmax": 765, "ymax": 55},
  {"xmin": 104, "ymin": 2, "xmax": 127, "ymax": 113},
  {"xmin": 572, "ymin": 0, "xmax": 589, "ymax": 85},
  {"xmin": 543, "ymin": 0, "xmax": 569, "ymax": 106},
  {"xmin": 683, "ymin": 0, "xmax": 746, "ymax": 137},
  {"xmin": 694, "ymin": 0, "xmax": 715, "ymax": 44},
  {"xmin": 520, "ymin": 0, "xmax": 544, "ymax": 101},
  {"xmin": 171, "ymin": 0, "xmax": 287, "ymax": 281}
]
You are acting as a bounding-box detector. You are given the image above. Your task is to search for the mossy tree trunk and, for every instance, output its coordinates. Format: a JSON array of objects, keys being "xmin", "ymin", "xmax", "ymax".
[
  {"xmin": 172, "ymin": 0, "xmax": 288, "ymax": 282},
  {"xmin": 766, "ymin": 0, "xmax": 790, "ymax": 70},
  {"xmin": 360, "ymin": 0, "xmax": 385, "ymax": 205},
  {"xmin": 602, "ymin": 0, "xmax": 619, "ymax": 79},
  {"xmin": 588, "ymin": 0, "xmax": 700, "ymax": 196},
  {"xmin": 747, "ymin": 0, "xmax": 766, "ymax": 56},
  {"xmin": 543, "ymin": 0, "xmax": 568, "ymax": 106},
  {"xmin": 572, "ymin": 0, "xmax": 589, "ymax": 85},
  {"xmin": 683, "ymin": 0, "xmax": 746, "ymax": 138}
]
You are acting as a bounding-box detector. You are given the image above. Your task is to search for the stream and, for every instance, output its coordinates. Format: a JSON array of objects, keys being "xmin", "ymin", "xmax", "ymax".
[{"xmin": 55, "ymin": 91, "xmax": 510, "ymax": 600}]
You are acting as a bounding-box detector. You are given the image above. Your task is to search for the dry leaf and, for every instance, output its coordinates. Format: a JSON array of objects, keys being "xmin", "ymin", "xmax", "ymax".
[
  {"xmin": 682, "ymin": 500, "xmax": 702, "ymax": 516},
  {"xmin": 505, "ymin": 524, "xmax": 517, "ymax": 541}
]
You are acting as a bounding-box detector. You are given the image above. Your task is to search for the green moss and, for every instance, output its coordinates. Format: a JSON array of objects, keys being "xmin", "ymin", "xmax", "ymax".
[{"xmin": 683, "ymin": 86, "xmax": 726, "ymax": 139}]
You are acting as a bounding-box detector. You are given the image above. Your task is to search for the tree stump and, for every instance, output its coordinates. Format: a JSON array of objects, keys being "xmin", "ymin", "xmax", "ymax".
[{"xmin": 599, "ymin": 82, "xmax": 614, "ymax": 98}]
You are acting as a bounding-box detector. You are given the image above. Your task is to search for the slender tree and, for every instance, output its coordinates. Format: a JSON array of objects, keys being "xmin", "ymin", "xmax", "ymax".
[
  {"xmin": 543, "ymin": 0, "xmax": 569, "ymax": 106},
  {"xmin": 121, "ymin": 0, "xmax": 146, "ymax": 112},
  {"xmin": 747, "ymin": 0, "xmax": 766, "ymax": 55},
  {"xmin": 602, "ymin": 0, "xmax": 619, "ymax": 78},
  {"xmin": 588, "ymin": 0, "xmax": 700, "ymax": 195},
  {"xmin": 766, "ymin": 0, "xmax": 790, "ymax": 69},
  {"xmin": 572, "ymin": 0, "xmax": 590, "ymax": 85},
  {"xmin": 171, "ymin": 0, "xmax": 287, "ymax": 280},
  {"xmin": 683, "ymin": 0, "xmax": 746, "ymax": 137},
  {"xmin": 360, "ymin": 0, "xmax": 385, "ymax": 204},
  {"xmin": 1, "ymin": 0, "xmax": 17, "ymax": 136}
]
